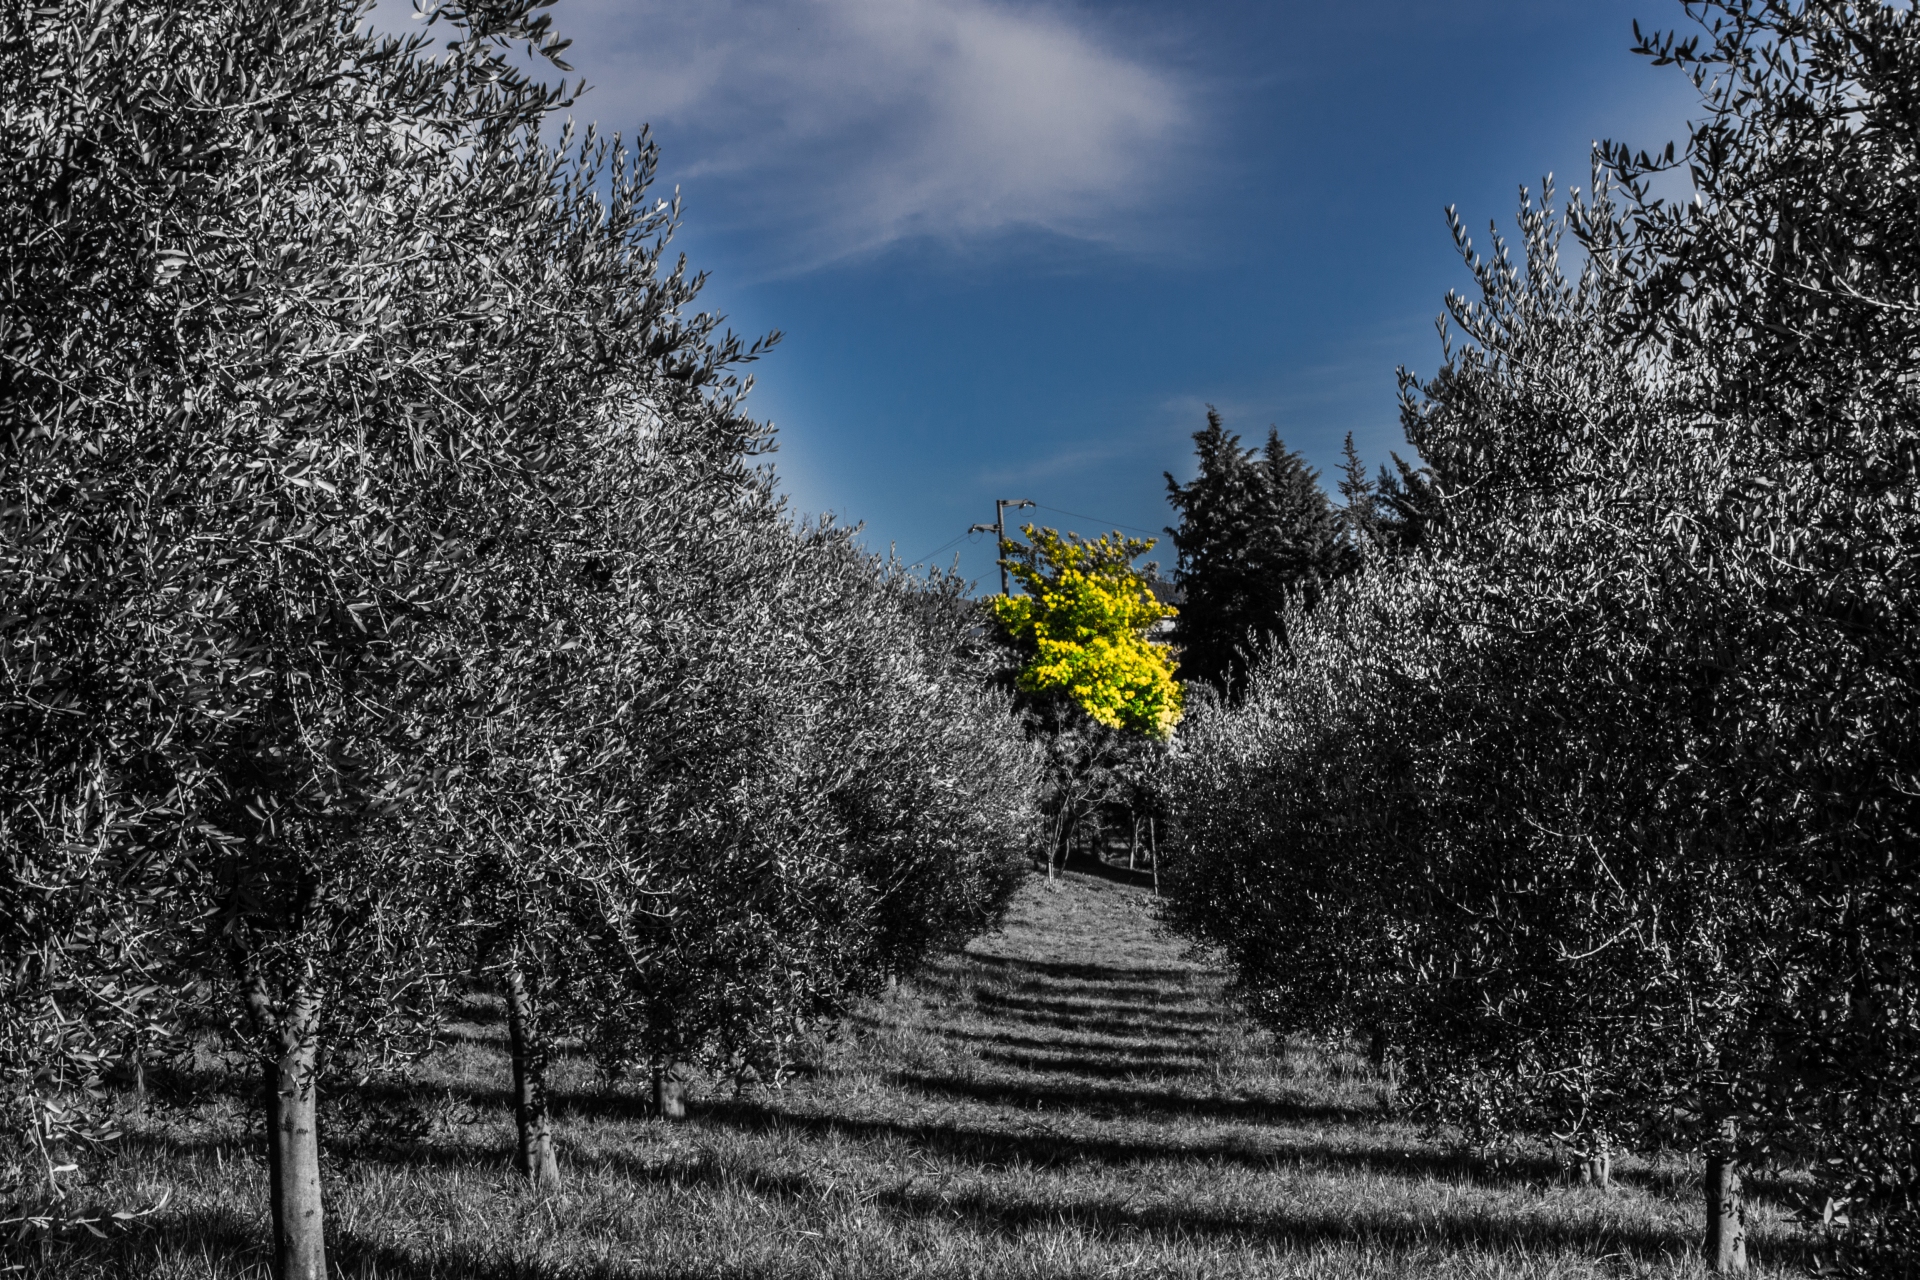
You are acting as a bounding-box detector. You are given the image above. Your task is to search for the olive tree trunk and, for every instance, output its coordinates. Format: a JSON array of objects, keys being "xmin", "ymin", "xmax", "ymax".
[
  {"xmin": 504, "ymin": 966, "xmax": 561, "ymax": 1190},
  {"xmin": 1047, "ymin": 807, "xmax": 1070, "ymax": 882},
  {"xmin": 1581, "ymin": 1143, "xmax": 1612, "ymax": 1190},
  {"xmin": 257, "ymin": 980, "xmax": 326, "ymax": 1280},
  {"xmin": 118, "ymin": 1031, "xmax": 148, "ymax": 1116},
  {"xmin": 1364, "ymin": 1026, "xmax": 1401, "ymax": 1091},
  {"xmin": 1149, "ymin": 817, "xmax": 1160, "ymax": 896},
  {"xmin": 1704, "ymin": 1114, "xmax": 1747, "ymax": 1274},
  {"xmin": 651, "ymin": 1061, "xmax": 686, "ymax": 1120}
]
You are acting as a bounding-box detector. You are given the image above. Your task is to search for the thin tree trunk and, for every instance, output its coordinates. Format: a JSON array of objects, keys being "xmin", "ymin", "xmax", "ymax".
[
  {"xmin": 1365, "ymin": 1026, "xmax": 1400, "ymax": 1090},
  {"xmin": 504, "ymin": 966, "xmax": 561, "ymax": 1190},
  {"xmin": 1580, "ymin": 1130, "xmax": 1612, "ymax": 1189},
  {"xmin": 1149, "ymin": 817, "xmax": 1160, "ymax": 896},
  {"xmin": 119, "ymin": 1031, "xmax": 147, "ymax": 1116},
  {"xmin": 1704, "ymin": 1115, "xmax": 1747, "ymax": 1274},
  {"xmin": 652, "ymin": 1062, "xmax": 686, "ymax": 1120},
  {"xmin": 259, "ymin": 980, "xmax": 326, "ymax": 1280},
  {"xmin": 1128, "ymin": 815, "xmax": 1138, "ymax": 871}
]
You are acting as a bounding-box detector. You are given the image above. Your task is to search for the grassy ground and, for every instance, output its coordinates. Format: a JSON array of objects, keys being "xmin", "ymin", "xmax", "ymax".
[{"xmin": 14, "ymin": 865, "xmax": 1811, "ymax": 1278}]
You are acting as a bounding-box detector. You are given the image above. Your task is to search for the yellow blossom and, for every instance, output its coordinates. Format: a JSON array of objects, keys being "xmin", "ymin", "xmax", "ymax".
[{"xmin": 992, "ymin": 526, "xmax": 1182, "ymax": 738}]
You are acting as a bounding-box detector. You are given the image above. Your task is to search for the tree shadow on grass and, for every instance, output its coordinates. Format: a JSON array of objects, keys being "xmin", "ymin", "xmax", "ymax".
[
  {"xmin": 983, "ymin": 1007, "xmax": 1216, "ymax": 1041},
  {"xmin": 994, "ymin": 977, "xmax": 1212, "ymax": 1005},
  {"xmin": 694, "ymin": 1095, "xmax": 1501, "ymax": 1183},
  {"xmin": 871, "ymin": 1179, "xmax": 1796, "ymax": 1270},
  {"xmin": 972, "ymin": 989, "xmax": 1224, "ymax": 1027},
  {"xmin": 961, "ymin": 954, "xmax": 1189, "ymax": 985},
  {"xmin": 30, "ymin": 1192, "xmax": 1815, "ymax": 1280},
  {"xmin": 1054, "ymin": 852, "xmax": 1158, "ymax": 890},
  {"xmin": 533, "ymin": 1133, "xmax": 1819, "ymax": 1276},
  {"xmin": 342, "ymin": 1101, "xmax": 1509, "ymax": 1193},
  {"xmin": 18, "ymin": 1206, "xmax": 573, "ymax": 1280},
  {"xmin": 649, "ymin": 1138, "xmax": 1810, "ymax": 1273},
  {"xmin": 889, "ymin": 1069, "xmax": 1364, "ymax": 1128},
  {"xmin": 976, "ymin": 1047, "xmax": 1205, "ymax": 1081},
  {"xmin": 1619, "ymin": 1156, "xmax": 1818, "ymax": 1211},
  {"xmin": 113, "ymin": 1080, "xmax": 1749, "ymax": 1229},
  {"xmin": 75, "ymin": 1119, "xmax": 1818, "ymax": 1278},
  {"xmin": 943, "ymin": 1027, "xmax": 1209, "ymax": 1060},
  {"xmin": 0, "ymin": 1204, "xmax": 267, "ymax": 1279}
]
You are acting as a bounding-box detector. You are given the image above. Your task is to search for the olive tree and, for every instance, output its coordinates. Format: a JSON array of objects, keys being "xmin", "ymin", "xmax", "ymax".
[
  {"xmin": 426, "ymin": 391, "xmax": 1041, "ymax": 1178},
  {"xmin": 568, "ymin": 474, "xmax": 1042, "ymax": 1100},
  {"xmin": 1, "ymin": 0, "xmax": 751, "ymax": 1271},
  {"xmin": 1170, "ymin": 60, "xmax": 1920, "ymax": 1258},
  {"xmin": 1605, "ymin": 3, "xmax": 1920, "ymax": 1267},
  {"xmin": 1162, "ymin": 176, "xmax": 1770, "ymax": 1266}
]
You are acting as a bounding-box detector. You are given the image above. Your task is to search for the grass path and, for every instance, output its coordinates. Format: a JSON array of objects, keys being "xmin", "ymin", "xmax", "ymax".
[{"xmin": 31, "ymin": 867, "xmax": 1809, "ymax": 1278}]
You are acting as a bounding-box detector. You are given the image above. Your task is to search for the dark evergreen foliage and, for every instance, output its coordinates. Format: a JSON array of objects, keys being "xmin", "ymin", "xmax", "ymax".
[
  {"xmin": 1372, "ymin": 453, "xmax": 1437, "ymax": 553},
  {"xmin": 1163, "ymin": 410, "xmax": 1344, "ymax": 694},
  {"xmin": 1336, "ymin": 431, "xmax": 1435, "ymax": 558}
]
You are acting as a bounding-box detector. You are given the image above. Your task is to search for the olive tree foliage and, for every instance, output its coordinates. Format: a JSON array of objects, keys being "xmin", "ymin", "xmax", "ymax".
[
  {"xmin": 831, "ymin": 556, "xmax": 1042, "ymax": 982},
  {"xmin": 0, "ymin": 0, "xmax": 775, "ymax": 1261},
  {"xmin": 1166, "ymin": 0, "xmax": 1920, "ymax": 1260},
  {"xmin": 4, "ymin": 4, "xmax": 1042, "ymax": 1271},
  {"xmin": 556, "ymin": 481, "xmax": 1042, "ymax": 1095},
  {"xmin": 420, "ymin": 397, "xmax": 763, "ymax": 1187},
  {"xmin": 1606, "ymin": 2, "xmax": 1920, "ymax": 1265},
  {"xmin": 418, "ymin": 352, "xmax": 1044, "ymax": 1183},
  {"xmin": 1162, "ymin": 176, "xmax": 1778, "ymax": 1260},
  {"xmin": 400, "ymin": 193, "xmax": 1037, "ymax": 1189},
  {"xmin": 1159, "ymin": 578, "xmax": 1412, "ymax": 1049},
  {"xmin": 1362, "ymin": 182, "xmax": 1755, "ymax": 1170},
  {"xmin": 1162, "ymin": 183, "xmax": 1588, "ymax": 1078}
]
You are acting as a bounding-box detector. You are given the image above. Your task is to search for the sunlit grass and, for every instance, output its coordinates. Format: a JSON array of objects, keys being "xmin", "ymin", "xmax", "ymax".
[{"xmin": 11, "ymin": 866, "xmax": 1812, "ymax": 1278}]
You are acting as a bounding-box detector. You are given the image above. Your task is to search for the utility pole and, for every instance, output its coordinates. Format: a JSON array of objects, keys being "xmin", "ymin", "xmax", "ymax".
[{"xmin": 970, "ymin": 498, "xmax": 1034, "ymax": 597}]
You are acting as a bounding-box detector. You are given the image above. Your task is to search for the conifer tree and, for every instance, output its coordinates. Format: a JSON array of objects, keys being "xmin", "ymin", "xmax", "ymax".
[
  {"xmin": 1335, "ymin": 433, "xmax": 1379, "ymax": 557},
  {"xmin": 1164, "ymin": 410, "xmax": 1343, "ymax": 693}
]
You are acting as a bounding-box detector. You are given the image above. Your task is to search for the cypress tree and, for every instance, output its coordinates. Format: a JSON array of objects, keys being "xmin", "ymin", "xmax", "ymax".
[{"xmin": 1165, "ymin": 409, "xmax": 1342, "ymax": 694}]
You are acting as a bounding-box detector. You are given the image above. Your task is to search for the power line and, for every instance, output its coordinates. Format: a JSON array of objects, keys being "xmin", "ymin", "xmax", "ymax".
[
  {"xmin": 1028, "ymin": 503, "xmax": 1165, "ymax": 539},
  {"xmin": 907, "ymin": 500, "xmax": 1164, "ymax": 574},
  {"xmin": 905, "ymin": 529, "xmax": 977, "ymax": 566}
]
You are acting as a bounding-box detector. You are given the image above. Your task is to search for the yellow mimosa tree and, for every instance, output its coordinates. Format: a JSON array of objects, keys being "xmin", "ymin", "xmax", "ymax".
[{"xmin": 992, "ymin": 525, "xmax": 1182, "ymax": 739}]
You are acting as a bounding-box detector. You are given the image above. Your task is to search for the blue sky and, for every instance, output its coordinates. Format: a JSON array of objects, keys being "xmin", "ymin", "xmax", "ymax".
[{"xmin": 478, "ymin": 0, "xmax": 1701, "ymax": 589}]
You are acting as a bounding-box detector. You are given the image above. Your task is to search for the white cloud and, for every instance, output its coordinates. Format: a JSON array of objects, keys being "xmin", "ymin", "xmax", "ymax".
[{"xmin": 540, "ymin": 0, "xmax": 1192, "ymax": 271}]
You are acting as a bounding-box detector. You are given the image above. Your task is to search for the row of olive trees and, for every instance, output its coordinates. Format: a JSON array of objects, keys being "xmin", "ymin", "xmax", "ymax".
[
  {"xmin": 0, "ymin": 4, "xmax": 1040, "ymax": 1277},
  {"xmin": 1161, "ymin": 3, "xmax": 1920, "ymax": 1274}
]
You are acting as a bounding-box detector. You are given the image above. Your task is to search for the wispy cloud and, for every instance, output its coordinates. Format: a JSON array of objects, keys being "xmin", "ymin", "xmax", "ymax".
[
  {"xmin": 975, "ymin": 418, "xmax": 1172, "ymax": 488},
  {"xmin": 535, "ymin": 0, "xmax": 1192, "ymax": 272}
]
